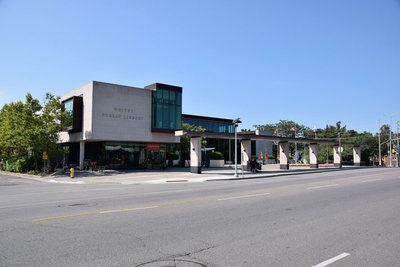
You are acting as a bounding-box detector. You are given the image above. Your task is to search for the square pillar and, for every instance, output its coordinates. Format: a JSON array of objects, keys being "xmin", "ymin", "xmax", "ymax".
[
  {"xmin": 353, "ymin": 146, "xmax": 361, "ymax": 166},
  {"xmin": 279, "ymin": 141, "xmax": 289, "ymax": 169},
  {"xmin": 309, "ymin": 143, "xmax": 318, "ymax": 168},
  {"xmin": 190, "ymin": 137, "xmax": 202, "ymax": 174},
  {"xmin": 79, "ymin": 141, "xmax": 85, "ymax": 170},
  {"xmin": 241, "ymin": 139, "xmax": 251, "ymax": 171},
  {"xmin": 333, "ymin": 145, "xmax": 342, "ymax": 168}
]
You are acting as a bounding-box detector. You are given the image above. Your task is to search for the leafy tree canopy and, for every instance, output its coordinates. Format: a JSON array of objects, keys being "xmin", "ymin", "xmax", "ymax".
[{"xmin": 0, "ymin": 93, "xmax": 68, "ymax": 172}]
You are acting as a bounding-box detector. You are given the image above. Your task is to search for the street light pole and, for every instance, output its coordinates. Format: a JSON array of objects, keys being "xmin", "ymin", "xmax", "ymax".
[
  {"xmin": 390, "ymin": 116, "xmax": 392, "ymax": 167},
  {"xmin": 232, "ymin": 118, "xmax": 241, "ymax": 178},
  {"xmin": 339, "ymin": 132, "xmax": 342, "ymax": 166},
  {"xmin": 235, "ymin": 125, "xmax": 238, "ymax": 177},
  {"xmin": 397, "ymin": 121, "xmax": 399, "ymax": 167}
]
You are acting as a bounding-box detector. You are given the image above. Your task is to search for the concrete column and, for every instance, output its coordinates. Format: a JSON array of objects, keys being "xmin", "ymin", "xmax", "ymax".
[
  {"xmin": 279, "ymin": 141, "xmax": 289, "ymax": 169},
  {"xmin": 241, "ymin": 139, "xmax": 251, "ymax": 171},
  {"xmin": 333, "ymin": 145, "xmax": 342, "ymax": 168},
  {"xmin": 353, "ymin": 146, "xmax": 361, "ymax": 166},
  {"xmin": 190, "ymin": 137, "xmax": 202, "ymax": 174},
  {"xmin": 79, "ymin": 141, "xmax": 85, "ymax": 170},
  {"xmin": 309, "ymin": 143, "xmax": 319, "ymax": 168}
]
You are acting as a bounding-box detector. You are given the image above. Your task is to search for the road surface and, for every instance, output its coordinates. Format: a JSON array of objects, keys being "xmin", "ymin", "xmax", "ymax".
[{"xmin": 1, "ymin": 168, "xmax": 400, "ymax": 266}]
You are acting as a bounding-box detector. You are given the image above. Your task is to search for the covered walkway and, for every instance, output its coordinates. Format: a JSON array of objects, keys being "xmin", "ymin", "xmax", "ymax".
[{"xmin": 175, "ymin": 130, "xmax": 362, "ymax": 174}]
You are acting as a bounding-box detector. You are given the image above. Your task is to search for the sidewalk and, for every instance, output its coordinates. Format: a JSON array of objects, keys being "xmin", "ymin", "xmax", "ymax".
[{"xmin": 1, "ymin": 164, "xmax": 367, "ymax": 184}]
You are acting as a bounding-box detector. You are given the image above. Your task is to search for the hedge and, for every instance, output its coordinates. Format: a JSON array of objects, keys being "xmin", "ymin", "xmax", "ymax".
[
  {"xmin": 1, "ymin": 156, "xmax": 34, "ymax": 173},
  {"xmin": 207, "ymin": 151, "xmax": 224, "ymax": 160}
]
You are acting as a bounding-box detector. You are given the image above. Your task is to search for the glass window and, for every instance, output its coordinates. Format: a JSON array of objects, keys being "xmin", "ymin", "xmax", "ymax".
[
  {"xmin": 176, "ymin": 107, "xmax": 182, "ymax": 129},
  {"xmin": 156, "ymin": 105, "xmax": 163, "ymax": 128},
  {"xmin": 163, "ymin": 90, "xmax": 169, "ymax": 104},
  {"xmin": 151, "ymin": 90, "xmax": 182, "ymax": 130},
  {"xmin": 169, "ymin": 90, "xmax": 176, "ymax": 105},
  {"xmin": 176, "ymin": 92, "xmax": 182, "ymax": 106},
  {"xmin": 163, "ymin": 104, "xmax": 169, "ymax": 128},
  {"xmin": 169, "ymin": 105, "xmax": 176, "ymax": 129},
  {"xmin": 157, "ymin": 89, "xmax": 163, "ymax": 100},
  {"xmin": 63, "ymin": 99, "xmax": 74, "ymax": 128}
]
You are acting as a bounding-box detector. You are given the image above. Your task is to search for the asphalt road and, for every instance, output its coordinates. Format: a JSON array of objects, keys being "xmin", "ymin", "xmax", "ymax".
[{"xmin": 1, "ymin": 168, "xmax": 400, "ymax": 266}]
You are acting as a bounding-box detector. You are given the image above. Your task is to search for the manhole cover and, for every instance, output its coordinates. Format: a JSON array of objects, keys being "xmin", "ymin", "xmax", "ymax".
[
  {"xmin": 136, "ymin": 259, "xmax": 207, "ymax": 267},
  {"xmin": 57, "ymin": 202, "xmax": 98, "ymax": 208}
]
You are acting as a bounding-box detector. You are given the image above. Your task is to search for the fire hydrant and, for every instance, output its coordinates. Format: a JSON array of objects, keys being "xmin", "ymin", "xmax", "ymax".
[{"xmin": 70, "ymin": 168, "xmax": 74, "ymax": 179}]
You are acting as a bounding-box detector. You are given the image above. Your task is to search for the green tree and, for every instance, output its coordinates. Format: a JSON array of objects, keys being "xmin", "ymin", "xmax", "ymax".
[
  {"xmin": 254, "ymin": 120, "xmax": 309, "ymax": 160},
  {"xmin": 0, "ymin": 93, "xmax": 67, "ymax": 173}
]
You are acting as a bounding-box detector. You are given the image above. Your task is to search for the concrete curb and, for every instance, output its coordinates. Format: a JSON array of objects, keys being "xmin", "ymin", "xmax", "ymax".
[
  {"xmin": 0, "ymin": 171, "xmax": 52, "ymax": 182},
  {"xmin": 1, "ymin": 167, "xmax": 372, "ymax": 185}
]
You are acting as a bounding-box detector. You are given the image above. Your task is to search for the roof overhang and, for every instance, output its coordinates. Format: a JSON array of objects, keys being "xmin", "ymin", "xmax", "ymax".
[{"xmin": 175, "ymin": 130, "xmax": 361, "ymax": 147}]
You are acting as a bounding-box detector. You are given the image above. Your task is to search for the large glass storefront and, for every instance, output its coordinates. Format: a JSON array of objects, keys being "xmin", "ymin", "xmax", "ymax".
[{"xmin": 66, "ymin": 142, "xmax": 175, "ymax": 169}]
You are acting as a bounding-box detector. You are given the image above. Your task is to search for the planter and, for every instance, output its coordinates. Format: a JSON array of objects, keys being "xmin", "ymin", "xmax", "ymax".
[{"xmin": 209, "ymin": 159, "xmax": 224, "ymax": 168}]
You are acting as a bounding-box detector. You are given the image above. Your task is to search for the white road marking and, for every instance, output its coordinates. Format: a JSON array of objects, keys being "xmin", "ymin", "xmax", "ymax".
[
  {"xmin": 48, "ymin": 179, "xmax": 85, "ymax": 184},
  {"xmin": 217, "ymin": 192, "xmax": 270, "ymax": 201},
  {"xmin": 313, "ymin": 252, "xmax": 350, "ymax": 267},
  {"xmin": 361, "ymin": 179, "xmax": 382, "ymax": 183},
  {"xmin": 99, "ymin": 206, "xmax": 158, "ymax": 214},
  {"xmin": 142, "ymin": 189, "xmax": 193, "ymax": 195},
  {"xmin": 307, "ymin": 184, "xmax": 338, "ymax": 190}
]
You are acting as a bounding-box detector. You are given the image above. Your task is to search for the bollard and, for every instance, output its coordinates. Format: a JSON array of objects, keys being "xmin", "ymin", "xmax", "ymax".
[{"xmin": 70, "ymin": 168, "xmax": 74, "ymax": 179}]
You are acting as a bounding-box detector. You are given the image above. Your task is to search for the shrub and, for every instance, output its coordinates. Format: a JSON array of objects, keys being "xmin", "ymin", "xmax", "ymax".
[
  {"xmin": 207, "ymin": 151, "xmax": 224, "ymax": 160},
  {"xmin": 3, "ymin": 156, "xmax": 34, "ymax": 173},
  {"xmin": 267, "ymin": 154, "xmax": 276, "ymax": 159},
  {"xmin": 26, "ymin": 170, "xmax": 44, "ymax": 176}
]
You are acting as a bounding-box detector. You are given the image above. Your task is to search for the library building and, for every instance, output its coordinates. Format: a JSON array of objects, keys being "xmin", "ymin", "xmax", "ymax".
[{"xmin": 59, "ymin": 81, "xmax": 269, "ymax": 170}]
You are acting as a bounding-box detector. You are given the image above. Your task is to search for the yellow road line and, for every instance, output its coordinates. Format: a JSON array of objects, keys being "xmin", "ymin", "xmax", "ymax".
[{"xmin": 32, "ymin": 172, "xmax": 394, "ymax": 222}]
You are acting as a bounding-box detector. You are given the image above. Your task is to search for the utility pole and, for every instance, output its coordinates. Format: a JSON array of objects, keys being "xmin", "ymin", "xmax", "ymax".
[
  {"xmin": 397, "ymin": 121, "xmax": 399, "ymax": 167},
  {"xmin": 378, "ymin": 116, "xmax": 384, "ymax": 166},
  {"xmin": 389, "ymin": 112, "xmax": 400, "ymax": 167}
]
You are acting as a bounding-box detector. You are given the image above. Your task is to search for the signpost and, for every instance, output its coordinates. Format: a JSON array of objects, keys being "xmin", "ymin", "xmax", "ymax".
[{"xmin": 42, "ymin": 152, "xmax": 48, "ymax": 173}]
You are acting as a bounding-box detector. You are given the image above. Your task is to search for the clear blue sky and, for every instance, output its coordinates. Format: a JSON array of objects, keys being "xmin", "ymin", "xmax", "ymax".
[{"xmin": 1, "ymin": 0, "xmax": 400, "ymax": 133}]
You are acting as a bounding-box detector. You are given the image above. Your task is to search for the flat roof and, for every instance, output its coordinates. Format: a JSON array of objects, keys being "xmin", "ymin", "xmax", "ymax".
[
  {"xmin": 182, "ymin": 114, "xmax": 234, "ymax": 124},
  {"xmin": 144, "ymin": 83, "xmax": 182, "ymax": 93}
]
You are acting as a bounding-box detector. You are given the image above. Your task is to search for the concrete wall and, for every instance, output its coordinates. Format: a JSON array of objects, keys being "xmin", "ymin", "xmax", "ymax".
[
  {"xmin": 59, "ymin": 82, "xmax": 93, "ymax": 143},
  {"xmin": 209, "ymin": 160, "xmax": 224, "ymax": 167}
]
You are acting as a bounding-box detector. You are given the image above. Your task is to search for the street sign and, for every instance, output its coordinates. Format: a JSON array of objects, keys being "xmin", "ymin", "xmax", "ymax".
[
  {"xmin": 42, "ymin": 152, "xmax": 48, "ymax": 160},
  {"xmin": 338, "ymin": 147, "xmax": 343, "ymax": 153}
]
